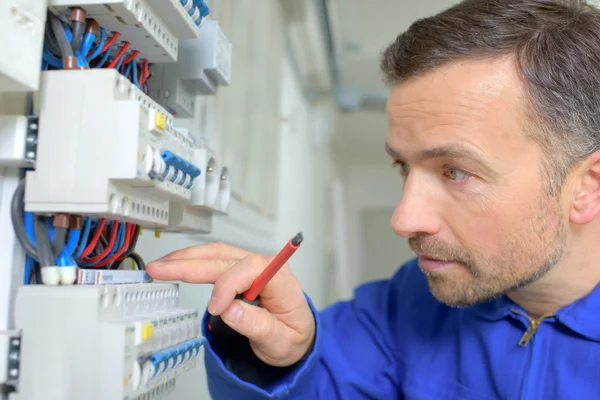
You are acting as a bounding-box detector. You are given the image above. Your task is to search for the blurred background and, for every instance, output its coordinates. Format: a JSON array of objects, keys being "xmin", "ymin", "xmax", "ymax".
[{"xmin": 133, "ymin": 0, "xmax": 458, "ymax": 397}]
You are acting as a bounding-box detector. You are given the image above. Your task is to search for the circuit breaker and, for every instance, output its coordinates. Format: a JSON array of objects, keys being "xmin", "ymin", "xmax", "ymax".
[{"xmin": 13, "ymin": 283, "xmax": 204, "ymax": 400}]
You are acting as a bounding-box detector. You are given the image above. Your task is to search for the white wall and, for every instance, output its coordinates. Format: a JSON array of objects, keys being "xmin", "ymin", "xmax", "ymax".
[{"xmin": 342, "ymin": 165, "xmax": 409, "ymax": 289}]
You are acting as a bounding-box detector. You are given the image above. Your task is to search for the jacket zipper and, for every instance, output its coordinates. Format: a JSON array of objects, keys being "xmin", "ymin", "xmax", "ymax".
[
  {"xmin": 510, "ymin": 308, "xmax": 554, "ymax": 346},
  {"xmin": 510, "ymin": 308, "xmax": 555, "ymax": 399}
]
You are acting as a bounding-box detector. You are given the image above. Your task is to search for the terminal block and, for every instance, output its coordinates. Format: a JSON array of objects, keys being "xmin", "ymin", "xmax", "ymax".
[
  {"xmin": 48, "ymin": 0, "xmax": 208, "ymax": 62},
  {"xmin": 25, "ymin": 69, "xmax": 204, "ymax": 228},
  {"xmin": 13, "ymin": 283, "xmax": 205, "ymax": 400}
]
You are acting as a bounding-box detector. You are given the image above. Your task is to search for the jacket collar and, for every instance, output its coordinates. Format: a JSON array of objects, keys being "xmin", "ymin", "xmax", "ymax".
[{"xmin": 467, "ymin": 283, "xmax": 600, "ymax": 342}]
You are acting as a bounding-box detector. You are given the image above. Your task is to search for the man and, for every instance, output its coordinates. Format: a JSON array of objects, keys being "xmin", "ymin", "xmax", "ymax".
[{"xmin": 147, "ymin": 0, "xmax": 600, "ymax": 398}]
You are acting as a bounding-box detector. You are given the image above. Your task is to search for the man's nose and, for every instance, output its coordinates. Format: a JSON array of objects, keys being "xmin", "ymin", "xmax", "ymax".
[{"xmin": 391, "ymin": 176, "xmax": 441, "ymax": 238}]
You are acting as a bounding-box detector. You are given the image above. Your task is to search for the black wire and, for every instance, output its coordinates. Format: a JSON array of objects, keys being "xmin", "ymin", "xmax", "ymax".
[
  {"xmin": 120, "ymin": 225, "xmax": 141, "ymax": 259},
  {"xmin": 112, "ymin": 252, "xmax": 146, "ymax": 270}
]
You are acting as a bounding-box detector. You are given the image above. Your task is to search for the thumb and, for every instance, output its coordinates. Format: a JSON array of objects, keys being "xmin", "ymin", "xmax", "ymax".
[{"xmin": 220, "ymin": 299, "xmax": 280, "ymax": 343}]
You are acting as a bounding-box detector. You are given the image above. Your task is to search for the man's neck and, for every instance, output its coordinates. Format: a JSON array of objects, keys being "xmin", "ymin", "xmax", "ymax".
[{"xmin": 507, "ymin": 243, "xmax": 600, "ymax": 318}]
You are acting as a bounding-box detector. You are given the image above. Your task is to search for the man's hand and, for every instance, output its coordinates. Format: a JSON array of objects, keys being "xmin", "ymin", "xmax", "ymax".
[{"xmin": 146, "ymin": 242, "xmax": 316, "ymax": 367}]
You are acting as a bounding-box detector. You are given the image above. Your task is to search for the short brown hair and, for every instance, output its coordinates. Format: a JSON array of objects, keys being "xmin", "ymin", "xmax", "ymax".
[{"xmin": 381, "ymin": 0, "xmax": 600, "ymax": 194}]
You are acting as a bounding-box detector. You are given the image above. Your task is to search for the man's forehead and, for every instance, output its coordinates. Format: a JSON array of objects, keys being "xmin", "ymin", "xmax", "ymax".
[{"xmin": 386, "ymin": 57, "xmax": 523, "ymax": 114}]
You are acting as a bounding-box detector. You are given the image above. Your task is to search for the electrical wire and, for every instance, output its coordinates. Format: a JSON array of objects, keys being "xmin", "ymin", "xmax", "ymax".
[
  {"xmin": 74, "ymin": 217, "xmax": 92, "ymax": 258},
  {"xmin": 87, "ymin": 27, "xmax": 106, "ymax": 61},
  {"xmin": 79, "ymin": 32, "xmax": 95, "ymax": 58},
  {"xmin": 35, "ymin": 215, "xmax": 54, "ymax": 267},
  {"xmin": 122, "ymin": 50, "xmax": 139, "ymax": 65},
  {"xmin": 101, "ymin": 32, "xmax": 120, "ymax": 54},
  {"xmin": 50, "ymin": 14, "xmax": 73, "ymax": 58},
  {"xmin": 80, "ymin": 220, "xmax": 118, "ymax": 264},
  {"xmin": 94, "ymin": 222, "xmax": 132, "ymax": 267},
  {"xmin": 11, "ymin": 181, "xmax": 40, "ymax": 259},
  {"xmin": 112, "ymin": 252, "xmax": 145, "ymax": 270},
  {"xmin": 78, "ymin": 217, "xmax": 106, "ymax": 258},
  {"xmin": 42, "ymin": 46, "xmax": 63, "ymax": 69},
  {"xmin": 66, "ymin": 227, "xmax": 81, "ymax": 255},
  {"xmin": 107, "ymin": 42, "xmax": 130, "ymax": 69},
  {"xmin": 71, "ymin": 21, "xmax": 85, "ymax": 53},
  {"xmin": 24, "ymin": 255, "xmax": 34, "ymax": 285},
  {"xmin": 44, "ymin": 17, "xmax": 62, "ymax": 57},
  {"xmin": 140, "ymin": 59, "xmax": 149, "ymax": 86},
  {"xmin": 133, "ymin": 60, "xmax": 140, "ymax": 88},
  {"xmin": 96, "ymin": 43, "xmax": 113, "ymax": 68},
  {"xmin": 117, "ymin": 225, "xmax": 141, "ymax": 261}
]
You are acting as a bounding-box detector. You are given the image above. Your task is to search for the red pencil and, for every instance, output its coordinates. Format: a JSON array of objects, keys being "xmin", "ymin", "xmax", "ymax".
[{"xmin": 243, "ymin": 232, "xmax": 304, "ymax": 302}]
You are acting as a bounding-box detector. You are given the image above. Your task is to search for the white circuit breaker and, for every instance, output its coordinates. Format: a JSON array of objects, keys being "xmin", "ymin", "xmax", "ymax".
[
  {"xmin": 151, "ymin": 19, "xmax": 232, "ymax": 118},
  {"xmin": 24, "ymin": 69, "xmax": 229, "ymax": 232},
  {"xmin": 13, "ymin": 283, "xmax": 205, "ymax": 400}
]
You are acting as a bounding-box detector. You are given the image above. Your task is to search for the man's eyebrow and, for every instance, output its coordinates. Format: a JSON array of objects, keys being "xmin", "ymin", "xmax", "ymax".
[{"xmin": 385, "ymin": 142, "xmax": 495, "ymax": 172}]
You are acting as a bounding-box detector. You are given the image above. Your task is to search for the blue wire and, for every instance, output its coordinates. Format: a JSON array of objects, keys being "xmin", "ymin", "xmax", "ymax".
[
  {"xmin": 133, "ymin": 61, "xmax": 140, "ymax": 88},
  {"xmin": 42, "ymin": 46, "xmax": 63, "ymax": 69},
  {"xmin": 79, "ymin": 32, "xmax": 95, "ymax": 58},
  {"xmin": 114, "ymin": 53, "xmax": 127, "ymax": 70},
  {"xmin": 87, "ymin": 28, "xmax": 106, "ymax": 61},
  {"xmin": 66, "ymin": 228, "xmax": 81, "ymax": 255},
  {"xmin": 25, "ymin": 212, "xmax": 36, "ymax": 245},
  {"xmin": 24, "ymin": 256, "xmax": 34, "ymax": 285},
  {"xmin": 125, "ymin": 62, "xmax": 133, "ymax": 80},
  {"xmin": 105, "ymin": 223, "xmax": 125, "ymax": 260},
  {"xmin": 74, "ymin": 217, "xmax": 92, "ymax": 259},
  {"xmin": 77, "ymin": 53, "xmax": 89, "ymax": 68},
  {"xmin": 97, "ymin": 43, "xmax": 113, "ymax": 68},
  {"xmin": 63, "ymin": 25, "xmax": 72, "ymax": 42}
]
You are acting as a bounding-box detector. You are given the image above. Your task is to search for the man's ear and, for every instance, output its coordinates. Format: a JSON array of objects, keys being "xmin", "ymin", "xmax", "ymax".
[{"xmin": 570, "ymin": 150, "xmax": 600, "ymax": 224}]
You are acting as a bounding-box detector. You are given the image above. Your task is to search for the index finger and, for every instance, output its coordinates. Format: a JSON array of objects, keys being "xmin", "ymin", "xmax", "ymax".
[
  {"xmin": 158, "ymin": 241, "xmax": 250, "ymax": 261},
  {"xmin": 146, "ymin": 258, "xmax": 237, "ymax": 283}
]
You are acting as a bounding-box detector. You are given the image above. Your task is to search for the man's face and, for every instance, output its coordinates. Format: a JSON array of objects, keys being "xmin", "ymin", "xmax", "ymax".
[{"xmin": 386, "ymin": 57, "xmax": 568, "ymax": 307}]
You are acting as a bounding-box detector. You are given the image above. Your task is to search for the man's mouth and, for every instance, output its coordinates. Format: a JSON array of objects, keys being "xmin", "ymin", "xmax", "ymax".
[{"xmin": 415, "ymin": 252, "xmax": 457, "ymax": 272}]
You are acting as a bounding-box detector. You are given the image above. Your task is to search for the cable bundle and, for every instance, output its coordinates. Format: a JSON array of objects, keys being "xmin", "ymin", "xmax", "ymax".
[
  {"xmin": 11, "ymin": 179, "xmax": 145, "ymax": 286},
  {"xmin": 42, "ymin": 10, "xmax": 152, "ymax": 94}
]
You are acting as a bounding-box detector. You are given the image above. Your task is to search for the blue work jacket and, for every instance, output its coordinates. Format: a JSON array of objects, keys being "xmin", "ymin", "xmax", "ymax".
[{"xmin": 201, "ymin": 258, "xmax": 600, "ymax": 399}]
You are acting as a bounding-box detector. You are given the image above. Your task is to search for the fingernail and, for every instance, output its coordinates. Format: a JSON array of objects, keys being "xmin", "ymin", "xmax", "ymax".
[
  {"xmin": 222, "ymin": 303, "xmax": 243, "ymax": 324},
  {"xmin": 207, "ymin": 295, "xmax": 218, "ymax": 314}
]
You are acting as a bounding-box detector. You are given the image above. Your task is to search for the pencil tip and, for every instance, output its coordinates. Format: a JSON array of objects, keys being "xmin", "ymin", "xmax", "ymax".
[{"xmin": 292, "ymin": 232, "xmax": 304, "ymax": 246}]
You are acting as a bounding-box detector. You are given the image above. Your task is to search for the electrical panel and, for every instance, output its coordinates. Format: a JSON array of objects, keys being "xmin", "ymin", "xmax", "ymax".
[
  {"xmin": 0, "ymin": 1, "xmax": 47, "ymax": 92},
  {"xmin": 48, "ymin": 0, "xmax": 208, "ymax": 62},
  {"xmin": 150, "ymin": 20, "xmax": 232, "ymax": 117},
  {"xmin": 0, "ymin": 0, "xmax": 233, "ymax": 398},
  {"xmin": 13, "ymin": 283, "xmax": 204, "ymax": 400}
]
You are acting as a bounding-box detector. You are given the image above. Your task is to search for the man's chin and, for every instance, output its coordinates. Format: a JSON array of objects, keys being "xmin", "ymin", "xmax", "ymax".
[{"xmin": 423, "ymin": 273, "xmax": 498, "ymax": 308}]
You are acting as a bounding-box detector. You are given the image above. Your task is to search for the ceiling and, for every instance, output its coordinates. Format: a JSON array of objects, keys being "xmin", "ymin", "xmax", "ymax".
[{"xmin": 325, "ymin": 0, "xmax": 460, "ymax": 166}]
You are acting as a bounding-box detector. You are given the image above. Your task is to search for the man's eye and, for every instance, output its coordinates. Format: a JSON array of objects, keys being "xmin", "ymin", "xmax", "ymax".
[
  {"xmin": 443, "ymin": 167, "xmax": 470, "ymax": 181},
  {"xmin": 392, "ymin": 160, "xmax": 409, "ymax": 176}
]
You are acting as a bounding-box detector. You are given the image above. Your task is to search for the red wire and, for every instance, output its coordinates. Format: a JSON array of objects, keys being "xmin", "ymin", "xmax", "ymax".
[
  {"xmin": 81, "ymin": 221, "xmax": 119, "ymax": 264},
  {"xmin": 101, "ymin": 32, "xmax": 120, "ymax": 54},
  {"xmin": 140, "ymin": 59, "xmax": 149, "ymax": 86},
  {"xmin": 107, "ymin": 42, "xmax": 131, "ymax": 69},
  {"xmin": 79, "ymin": 218, "xmax": 107, "ymax": 258},
  {"xmin": 117, "ymin": 224, "xmax": 137, "ymax": 261},
  {"xmin": 95, "ymin": 223, "xmax": 132, "ymax": 267},
  {"xmin": 122, "ymin": 50, "xmax": 139, "ymax": 65}
]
